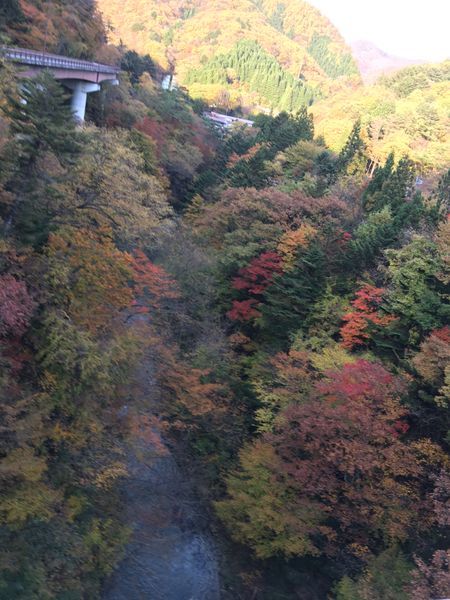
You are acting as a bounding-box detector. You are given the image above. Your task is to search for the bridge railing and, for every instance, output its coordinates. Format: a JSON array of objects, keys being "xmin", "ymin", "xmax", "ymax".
[{"xmin": 1, "ymin": 47, "xmax": 119, "ymax": 74}]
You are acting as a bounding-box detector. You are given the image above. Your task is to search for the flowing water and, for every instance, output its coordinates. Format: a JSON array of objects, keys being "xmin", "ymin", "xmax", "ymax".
[
  {"xmin": 103, "ymin": 344, "xmax": 221, "ymax": 600},
  {"xmin": 103, "ymin": 440, "xmax": 220, "ymax": 600}
]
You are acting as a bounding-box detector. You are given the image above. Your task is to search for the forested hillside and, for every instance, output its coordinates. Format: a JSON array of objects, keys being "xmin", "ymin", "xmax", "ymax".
[
  {"xmin": 313, "ymin": 60, "xmax": 450, "ymax": 172},
  {"xmin": 0, "ymin": 0, "xmax": 106, "ymax": 59},
  {"xmin": 97, "ymin": 0, "xmax": 359, "ymax": 108},
  {"xmin": 94, "ymin": 0, "xmax": 450, "ymax": 174},
  {"xmin": 0, "ymin": 1, "xmax": 449, "ymax": 599}
]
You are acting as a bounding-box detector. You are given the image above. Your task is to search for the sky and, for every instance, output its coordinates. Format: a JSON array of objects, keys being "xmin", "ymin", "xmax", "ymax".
[{"xmin": 307, "ymin": 0, "xmax": 450, "ymax": 61}]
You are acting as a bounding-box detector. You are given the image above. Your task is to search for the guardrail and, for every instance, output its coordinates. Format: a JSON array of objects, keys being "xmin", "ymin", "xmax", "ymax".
[{"xmin": 1, "ymin": 47, "xmax": 119, "ymax": 74}]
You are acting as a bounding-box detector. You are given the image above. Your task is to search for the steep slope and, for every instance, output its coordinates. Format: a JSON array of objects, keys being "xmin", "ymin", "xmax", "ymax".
[
  {"xmin": 98, "ymin": 0, "xmax": 360, "ymax": 110},
  {"xmin": 351, "ymin": 40, "xmax": 424, "ymax": 83},
  {"xmin": 312, "ymin": 60, "xmax": 450, "ymax": 171},
  {"xmin": 2, "ymin": 0, "xmax": 106, "ymax": 59}
]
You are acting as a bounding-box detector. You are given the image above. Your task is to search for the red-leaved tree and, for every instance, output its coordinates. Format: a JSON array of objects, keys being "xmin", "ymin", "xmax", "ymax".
[
  {"xmin": 227, "ymin": 299, "xmax": 262, "ymax": 322},
  {"xmin": 340, "ymin": 284, "xmax": 395, "ymax": 349},
  {"xmin": 0, "ymin": 274, "xmax": 35, "ymax": 337},
  {"xmin": 228, "ymin": 251, "xmax": 283, "ymax": 322}
]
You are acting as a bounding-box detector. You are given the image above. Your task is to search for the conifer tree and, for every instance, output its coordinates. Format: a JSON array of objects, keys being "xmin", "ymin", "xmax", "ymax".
[
  {"xmin": 4, "ymin": 72, "xmax": 80, "ymax": 170},
  {"xmin": 0, "ymin": 0, "xmax": 26, "ymax": 30},
  {"xmin": 2, "ymin": 72, "xmax": 80, "ymax": 239},
  {"xmin": 261, "ymin": 242, "xmax": 326, "ymax": 341},
  {"xmin": 336, "ymin": 119, "xmax": 365, "ymax": 175}
]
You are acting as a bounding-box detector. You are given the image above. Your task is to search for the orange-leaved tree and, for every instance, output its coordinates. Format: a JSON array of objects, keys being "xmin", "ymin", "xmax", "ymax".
[
  {"xmin": 129, "ymin": 249, "xmax": 180, "ymax": 315},
  {"xmin": 340, "ymin": 284, "xmax": 395, "ymax": 350}
]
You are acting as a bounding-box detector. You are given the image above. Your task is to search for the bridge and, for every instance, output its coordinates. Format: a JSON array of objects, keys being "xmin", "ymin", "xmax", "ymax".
[
  {"xmin": 203, "ymin": 111, "xmax": 254, "ymax": 129},
  {"xmin": 1, "ymin": 47, "xmax": 120, "ymax": 121}
]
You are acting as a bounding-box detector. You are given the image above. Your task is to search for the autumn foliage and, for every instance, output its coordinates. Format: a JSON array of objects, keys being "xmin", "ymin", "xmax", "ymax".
[
  {"xmin": 0, "ymin": 4, "xmax": 449, "ymax": 596},
  {"xmin": 340, "ymin": 284, "xmax": 395, "ymax": 349},
  {"xmin": 228, "ymin": 251, "xmax": 283, "ymax": 321},
  {"xmin": 277, "ymin": 224, "xmax": 317, "ymax": 269},
  {"xmin": 0, "ymin": 274, "xmax": 35, "ymax": 337},
  {"xmin": 46, "ymin": 227, "xmax": 133, "ymax": 332},
  {"xmin": 218, "ymin": 361, "xmax": 444, "ymax": 559},
  {"xmin": 129, "ymin": 249, "xmax": 180, "ymax": 313},
  {"xmin": 232, "ymin": 251, "xmax": 284, "ymax": 295}
]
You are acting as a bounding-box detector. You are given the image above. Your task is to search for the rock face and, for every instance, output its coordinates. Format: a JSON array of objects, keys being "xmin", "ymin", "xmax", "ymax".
[{"xmin": 351, "ymin": 40, "xmax": 424, "ymax": 83}]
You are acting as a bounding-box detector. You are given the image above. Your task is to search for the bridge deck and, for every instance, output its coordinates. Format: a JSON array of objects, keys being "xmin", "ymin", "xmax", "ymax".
[{"xmin": 1, "ymin": 47, "xmax": 119, "ymax": 75}]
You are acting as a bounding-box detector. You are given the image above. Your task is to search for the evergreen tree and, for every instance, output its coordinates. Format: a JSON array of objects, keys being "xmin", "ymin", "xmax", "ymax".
[
  {"xmin": 384, "ymin": 236, "xmax": 449, "ymax": 335},
  {"xmin": 4, "ymin": 72, "xmax": 80, "ymax": 170},
  {"xmin": 121, "ymin": 51, "xmax": 156, "ymax": 84},
  {"xmin": 0, "ymin": 0, "xmax": 26, "ymax": 30},
  {"xmin": 364, "ymin": 154, "xmax": 416, "ymax": 216},
  {"xmin": 2, "ymin": 72, "xmax": 80, "ymax": 240},
  {"xmin": 260, "ymin": 243, "xmax": 326, "ymax": 342},
  {"xmin": 381, "ymin": 156, "xmax": 415, "ymax": 211},
  {"xmin": 308, "ymin": 33, "xmax": 359, "ymax": 79},
  {"xmin": 336, "ymin": 119, "xmax": 366, "ymax": 176},
  {"xmin": 347, "ymin": 207, "xmax": 396, "ymax": 271},
  {"xmin": 186, "ymin": 40, "xmax": 316, "ymax": 112},
  {"xmin": 364, "ymin": 152, "xmax": 395, "ymax": 204}
]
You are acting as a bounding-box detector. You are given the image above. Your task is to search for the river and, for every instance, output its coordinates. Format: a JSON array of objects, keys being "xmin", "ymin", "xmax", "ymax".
[{"xmin": 102, "ymin": 342, "xmax": 221, "ymax": 600}]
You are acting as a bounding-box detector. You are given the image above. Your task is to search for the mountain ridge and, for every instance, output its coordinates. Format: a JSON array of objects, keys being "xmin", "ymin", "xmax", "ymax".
[
  {"xmin": 97, "ymin": 0, "xmax": 360, "ymax": 110},
  {"xmin": 351, "ymin": 40, "xmax": 425, "ymax": 83}
]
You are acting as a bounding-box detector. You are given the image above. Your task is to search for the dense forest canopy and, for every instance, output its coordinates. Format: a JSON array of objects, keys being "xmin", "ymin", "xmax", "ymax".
[
  {"xmin": 0, "ymin": 0, "xmax": 107, "ymax": 59},
  {"xmin": 313, "ymin": 60, "xmax": 450, "ymax": 172},
  {"xmin": 97, "ymin": 0, "xmax": 359, "ymax": 102},
  {"xmin": 93, "ymin": 0, "xmax": 450, "ymax": 175},
  {"xmin": 0, "ymin": 1, "xmax": 449, "ymax": 599}
]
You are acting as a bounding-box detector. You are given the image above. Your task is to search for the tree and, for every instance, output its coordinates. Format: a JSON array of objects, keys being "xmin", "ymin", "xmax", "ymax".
[
  {"xmin": 120, "ymin": 50, "xmax": 155, "ymax": 84},
  {"xmin": 336, "ymin": 120, "xmax": 366, "ymax": 176},
  {"xmin": 412, "ymin": 326, "xmax": 450, "ymax": 406},
  {"xmin": 408, "ymin": 551, "xmax": 450, "ymax": 600},
  {"xmin": 384, "ymin": 236, "xmax": 449, "ymax": 336},
  {"xmin": 232, "ymin": 251, "xmax": 284, "ymax": 295},
  {"xmin": 363, "ymin": 154, "xmax": 416, "ymax": 215},
  {"xmin": 340, "ymin": 284, "xmax": 395, "ymax": 350},
  {"xmin": 217, "ymin": 361, "xmax": 443, "ymax": 559},
  {"xmin": 347, "ymin": 207, "xmax": 396, "ymax": 271},
  {"xmin": 0, "ymin": 274, "xmax": 35, "ymax": 337},
  {"xmin": 129, "ymin": 249, "xmax": 180, "ymax": 322},
  {"xmin": 216, "ymin": 439, "xmax": 324, "ymax": 559},
  {"xmin": 0, "ymin": 0, "xmax": 26, "ymax": 29},
  {"xmin": 45, "ymin": 227, "xmax": 133, "ymax": 333},
  {"xmin": 260, "ymin": 241, "xmax": 326, "ymax": 340},
  {"xmin": 1, "ymin": 72, "xmax": 81, "ymax": 241},
  {"xmin": 227, "ymin": 251, "xmax": 283, "ymax": 322},
  {"xmin": 252, "ymin": 349, "xmax": 315, "ymax": 432},
  {"xmin": 65, "ymin": 128, "xmax": 172, "ymax": 246},
  {"xmin": 227, "ymin": 298, "xmax": 263, "ymax": 322},
  {"xmin": 335, "ymin": 547, "xmax": 413, "ymax": 600},
  {"xmin": 3, "ymin": 72, "xmax": 80, "ymax": 170},
  {"xmin": 277, "ymin": 224, "xmax": 317, "ymax": 270}
]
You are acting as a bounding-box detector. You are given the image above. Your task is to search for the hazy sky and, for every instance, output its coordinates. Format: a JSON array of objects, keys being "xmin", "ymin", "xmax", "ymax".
[{"xmin": 307, "ymin": 0, "xmax": 450, "ymax": 61}]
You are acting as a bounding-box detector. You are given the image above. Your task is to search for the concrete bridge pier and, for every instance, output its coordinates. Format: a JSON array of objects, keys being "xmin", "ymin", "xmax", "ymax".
[
  {"xmin": 2, "ymin": 47, "xmax": 121, "ymax": 123},
  {"xmin": 65, "ymin": 80, "xmax": 101, "ymax": 122}
]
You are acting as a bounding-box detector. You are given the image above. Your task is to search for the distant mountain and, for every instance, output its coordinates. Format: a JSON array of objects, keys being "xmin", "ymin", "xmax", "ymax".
[
  {"xmin": 350, "ymin": 40, "xmax": 424, "ymax": 83},
  {"xmin": 98, "ymin": 0, "xmax": 360, "ymax": 112}
]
